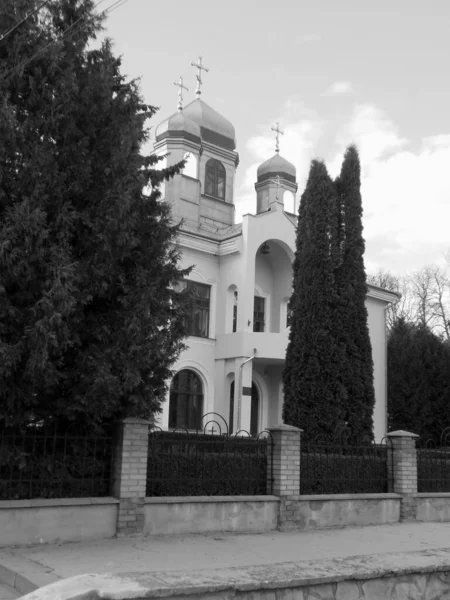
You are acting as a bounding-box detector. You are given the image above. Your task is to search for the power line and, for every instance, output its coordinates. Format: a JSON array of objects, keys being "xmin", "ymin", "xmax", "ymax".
[
  {"xmin": 1, "ymin": 0, "xmax": 129, "ymax": 81},
  {"xmin": 0, "ymin": 0, "xmax": 49, "ymax": 43}
]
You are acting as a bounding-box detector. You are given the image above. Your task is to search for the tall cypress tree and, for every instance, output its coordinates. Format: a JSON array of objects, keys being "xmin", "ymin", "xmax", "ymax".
[
  {"xmin": 283, "ymin": 161, "xmax": 346, "ymax": 441},
  {"xmin": 334, "ymin": 146, "xmax": 375, "ymax": 441},
  {"xmin": 0, "ymin": 0, "xmax": 189, "ymax": 427}
]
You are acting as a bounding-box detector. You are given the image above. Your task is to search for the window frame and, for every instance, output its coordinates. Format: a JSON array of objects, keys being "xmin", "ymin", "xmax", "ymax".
[
  {"xmin": 204, "ymin": 158, "xmax": 226, "ymax": 200},
  {"xmin": 253, "ymin": 296, "xmax": 265, "ymax": 332},
  {"xmin": 169, "ymin": 369, "xmax": 203, "ymax": 430},
  {"xmin": 176, "ymin": 280, "xmax": 211, "ymax": 338}
]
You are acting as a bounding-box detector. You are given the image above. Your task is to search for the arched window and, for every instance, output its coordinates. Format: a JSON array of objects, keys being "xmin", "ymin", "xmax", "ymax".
[
  {"xmin": 169, "ymin": 369, "xmax": 203, "ymax": 430},
  {"xmin": 283, "ymin": 190, "xmax": 295, "ymax": 214},
  {"xmin": 205, "ymin": 158, "xmax": 226, "ymax": 200}
]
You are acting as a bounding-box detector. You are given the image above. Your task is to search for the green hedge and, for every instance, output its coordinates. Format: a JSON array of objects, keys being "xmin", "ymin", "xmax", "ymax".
[
  {"xmin": 0, "ymin": 430, "xmax": 112, "ymax": 500},
  {"xmin": 147, "ymin": 433, "xmax": 269, "ymax": 496},
  {"xmin": 417, "ymin": 452, "xmax": 450, "ymax": 492},
  {"xmin": 300, "ymin": 449, "xmax": 389, "ymax": 494}
]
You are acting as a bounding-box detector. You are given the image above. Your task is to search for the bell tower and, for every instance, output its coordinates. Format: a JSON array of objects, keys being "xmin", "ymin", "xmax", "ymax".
[
  {"xmin": 254, "ymin": 123, "xmax": 298, "ymax": 215},
  {"xmin": 154, "ymin": 58, "xmax": 239, "ymax": 228}
]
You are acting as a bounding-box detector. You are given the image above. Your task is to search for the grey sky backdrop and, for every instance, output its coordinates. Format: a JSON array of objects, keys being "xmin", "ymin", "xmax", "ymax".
[{"xmin": 102, "ymin": 0, "xmax": 450, "ymax": 274}]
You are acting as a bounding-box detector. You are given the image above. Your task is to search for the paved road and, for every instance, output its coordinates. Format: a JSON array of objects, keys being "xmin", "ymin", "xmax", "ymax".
[
  {"xmin": 2, "ymin": 521, "xmax": 450, "ymax": 589},
  {"xmin": 0, "ymin": 584, "xmax": 19, "ymax": 600}
]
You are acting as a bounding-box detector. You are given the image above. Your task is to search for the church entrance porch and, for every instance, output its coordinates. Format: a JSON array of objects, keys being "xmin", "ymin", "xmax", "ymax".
[
  {"xmin": 225, "ymin": 357, "xmax": 284, "ymax": 436},
  {"xmin": 229, "ymin": 381, "xmax": 260, "ymax": 436}
]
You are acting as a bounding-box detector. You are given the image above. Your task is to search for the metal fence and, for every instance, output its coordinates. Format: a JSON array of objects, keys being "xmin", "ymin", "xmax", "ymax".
[
  {"xmin": 0, "ymin": 423, "xmax": 113, "ymax": 500},
  {"xmin": 417, "ymin": 428, "xmax": 450, "ymax": 493},
  {"xmin": 146, "ymin": 413, "xmax": 273, "ymax": 496},
  {"xmin": 300, "ymin": 428, "xmax": 393, "ymax": 495}
]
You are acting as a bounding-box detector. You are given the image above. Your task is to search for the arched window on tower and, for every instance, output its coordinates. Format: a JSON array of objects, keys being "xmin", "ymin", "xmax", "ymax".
[
  {"xmin": 205, "ymin": 158, "xmax": 226, "ymax": 200},
  {"xmin": 283, "ymin": 190, "xmax": 296, "ymax": 214},
  {"xmin": 183, "ymin": 152, "xmax": 198, "ymax": 179},
  {"xmin": 169, "ymin": 369, "xmax": 203, "ymax": 430}
]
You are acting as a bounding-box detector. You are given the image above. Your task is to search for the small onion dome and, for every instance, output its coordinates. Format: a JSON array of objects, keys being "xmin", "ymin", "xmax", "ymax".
[
  {"xmin": 257, "ymin": 153, "xmax": 296, "ymax": 184},
  {"xmin": 183, "ymin": 98, "xmax": 236, "ymax": 151},
  {"xmin": 155, "ymin": 111, "xmax": 201, "ymax": 145}
]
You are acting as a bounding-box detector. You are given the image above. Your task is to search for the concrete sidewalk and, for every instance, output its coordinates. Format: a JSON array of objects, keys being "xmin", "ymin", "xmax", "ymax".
[{"xmin": 2, "ymin": 522, "xmax": 450, "ymax": 593}]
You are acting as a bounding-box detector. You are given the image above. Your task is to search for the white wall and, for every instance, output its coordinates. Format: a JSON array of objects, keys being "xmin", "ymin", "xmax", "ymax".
[{"xmin": 366, "ymin": 296, "xmax": 388, "ymax": 441}]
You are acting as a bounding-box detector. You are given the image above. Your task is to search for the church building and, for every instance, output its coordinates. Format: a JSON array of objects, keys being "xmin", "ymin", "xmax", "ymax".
[{"xmin": 153, "ymin": 59, "xmax": 397, "ymax": 441}]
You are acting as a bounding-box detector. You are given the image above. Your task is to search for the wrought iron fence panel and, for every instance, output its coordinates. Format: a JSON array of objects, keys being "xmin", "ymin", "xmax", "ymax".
[
  {"xmin": 146, "ymin": 415, "xmax": 273, "ymax": 497},
  {"xmin": 300, "ymin": 435, "xmax": 393, "ymax": 495},
  {"xmin": 0, "ymin": 423, "xmax": 112, "ymax": 500},
  {"xmin": 417, "ymin": 427, "xmax": 450, "ymax": 493}
]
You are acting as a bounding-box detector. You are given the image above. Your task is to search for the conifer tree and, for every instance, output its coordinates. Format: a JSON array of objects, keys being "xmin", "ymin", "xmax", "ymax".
[
  {"xmin": 388, "ymin": 319, "xmax": 450, "ymax": 441},
  {"xmin": 334, "ymin": 146, "xmax": 375, "ymax": 441},
  {"xmin": 0, "ymin": 0, "xmax": 189, "ymax": 427},
  {"xmin": 283, "ymin": 161, "xmax": 346, "ymax": 441}
]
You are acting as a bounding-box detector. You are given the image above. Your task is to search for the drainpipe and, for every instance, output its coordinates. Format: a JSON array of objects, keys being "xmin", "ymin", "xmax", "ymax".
[{"xmin": 237, "ymin": 348, "xmax": 257, "ymax": 432}]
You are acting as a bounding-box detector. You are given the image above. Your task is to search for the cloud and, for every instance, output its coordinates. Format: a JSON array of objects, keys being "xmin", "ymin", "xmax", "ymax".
[
  {"xmin": 237, "ymin": 98, "xmax": 450, "ymax": 273},
  {"xmin": 322, "ymin": 81, "xmax": 353, "ymax": 97},
  {"xmin": 295, "ymin": 33, "xmax": 321, "ymax": 44},
  {"xmin": 331, "ymin": 104, "xmax": 450, "ymax": 272},
  {"xmin": 235, "ymin": 99, "xmax": 325, "ymax": 218}
]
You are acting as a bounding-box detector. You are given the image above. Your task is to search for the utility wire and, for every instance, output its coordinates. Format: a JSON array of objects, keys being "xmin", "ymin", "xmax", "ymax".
[
  {"xmin": 0, "ymin": 0, "xmax": 49, "ymax": 43},
  {"xmin": 1, "ymin": 0, "xmax": 129, "ymax": 81}
]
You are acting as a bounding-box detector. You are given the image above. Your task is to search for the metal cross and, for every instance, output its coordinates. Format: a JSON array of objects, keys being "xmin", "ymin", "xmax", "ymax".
[
  {"xmin": 270, "ymin": 175, "xmax": 281, "ymax": 200},
  {"xmin": 173, "ymin": 75, "xmax": 189, "ymax": 112},
  {"xmin": 191, "ymin": 55, "xmax": 209, "ymax": 96},
  {"xmin": 271, "ymin": 121, "xmax": 284, "ymax": 153}
]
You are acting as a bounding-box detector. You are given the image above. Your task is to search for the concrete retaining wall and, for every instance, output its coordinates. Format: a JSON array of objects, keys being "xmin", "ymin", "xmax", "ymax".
[
  {"xmin": 416, "ymin": 492, "xmax": 450, "ymax": 522},
  {"xmin": 144, "ymin": 496, "xmax": 279, "ymax": 535},
  {"xmin": 0, "ymin": 498, "xmax": 118, "ymax": 546},
  {"xmin": 281, "ymin": 493, "xmax": 401, "ymax": 530}
]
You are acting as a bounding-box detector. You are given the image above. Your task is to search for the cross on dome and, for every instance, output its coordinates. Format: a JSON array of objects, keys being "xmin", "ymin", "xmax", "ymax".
[
  {"xmin": 270, "ymin": 175, "xmax": 282, "ymax": 200},
  {"xmin": 271, "ymin": 121, "xmax": 284, "ymax": 153},
  {"xmin": 190, "ymin": 55, "xmax": 209, "ymax": 96},
  {"xmin": 173, "ymin": 75, "xmax": 189, "ymax": 112}
]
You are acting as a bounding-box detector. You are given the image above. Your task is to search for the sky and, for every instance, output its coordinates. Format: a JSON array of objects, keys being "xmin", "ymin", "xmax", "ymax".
[{"xmin": 101, "ymin": 0, "xmax": 450, "ymax": 275}]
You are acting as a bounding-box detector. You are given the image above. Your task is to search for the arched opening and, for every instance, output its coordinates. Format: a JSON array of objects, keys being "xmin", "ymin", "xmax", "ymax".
[
  {"xmin": 205, "ymin": 158, "xmax": 226, "ymax": 200},
  {"xmin": 283, "ymin": 190, "xmax": 295, "ymax": 214},
  {"xmin": 169, "ymin": 369, "xmax": 203, "ymax": 430},
  {"xmin": 229, "ymin": 380, "xmax": 260, "ymax": 436},
  {"xmin": 255, "ymin": 240, "xmax": 294, "ymax": 333},
  {"xmin": 183, "ymin": 152, "xmax": 198, "ymax": 179}
]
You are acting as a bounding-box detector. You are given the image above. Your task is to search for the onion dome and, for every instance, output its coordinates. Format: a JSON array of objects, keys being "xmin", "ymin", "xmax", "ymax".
[
  {"xmin": 257, "ymin": 153, "xmax": 296, "ymax": 184},
  {"xmin": 155, "ymin": 111, "xmax": 201, "ymax": 145},
  {"xmin": 183, "ymin": 98, "xmax": 236, "ymax": 150}
]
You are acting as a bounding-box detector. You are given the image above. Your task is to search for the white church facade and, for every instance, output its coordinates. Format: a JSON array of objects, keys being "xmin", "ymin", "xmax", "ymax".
[{"xmin": 153, "ymin": 69, "xmax": 397, "ymax": 441}]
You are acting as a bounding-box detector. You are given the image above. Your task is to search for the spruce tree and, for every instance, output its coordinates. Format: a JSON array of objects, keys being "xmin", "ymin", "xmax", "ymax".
[
  {"xmin": 334, "ymin": 146, "xmax": 375, "ymax": 441},
  {"xmin": 283, "ymin": 161, "xmax": 346, "ymax": 441},
  {"xmin": 388, "ymin": 319, "xmax": 450, "ymax": 442},
  {"xmin": 0, "ymin": 0, "xmax": 189, "ymax": 428}
]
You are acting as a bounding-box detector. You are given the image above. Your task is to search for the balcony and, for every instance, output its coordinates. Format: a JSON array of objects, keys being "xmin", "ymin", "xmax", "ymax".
[{"xmin": 215, "ymin": 330, "xmax": 289, "ymax": 361}]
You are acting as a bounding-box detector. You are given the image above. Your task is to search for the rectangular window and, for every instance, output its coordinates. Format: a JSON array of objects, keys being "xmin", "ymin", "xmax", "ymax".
[
  {"xmin": 253, "ymin": 296, "xmax": 265, "ymax": 332},
  {"xmin": 176, "ymin": 280, "xmax": 211, "ymax": 338},
  {"xmin": 232, "ymin": 304, "xmax": 237, "ymax": 333}
]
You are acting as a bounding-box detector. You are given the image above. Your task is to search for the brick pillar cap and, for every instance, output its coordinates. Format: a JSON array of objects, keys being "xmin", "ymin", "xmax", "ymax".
[
  {"xmin": 386, "ymin": 430, "xmax": 419, "ymax": 439},
  {"xmin": 121, "ymin": 417, "xmax": 153, "ymax": 426},
  {"xmin": 268, "ymin": 424, "xmax": 303, "ymax": 433}
]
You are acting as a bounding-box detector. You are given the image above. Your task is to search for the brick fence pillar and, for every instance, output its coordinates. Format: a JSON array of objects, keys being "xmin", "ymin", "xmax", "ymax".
[
  {"xmin": 111, "ymin": 418, "xmax": 151, "ymax": 535},
  {"xmin": 386, "ymin": 430, "xmax": 419, "ymax": 521},
  {"xmin": 267, "ymin": 424, "xmax": 302, "ymax": 528}
]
